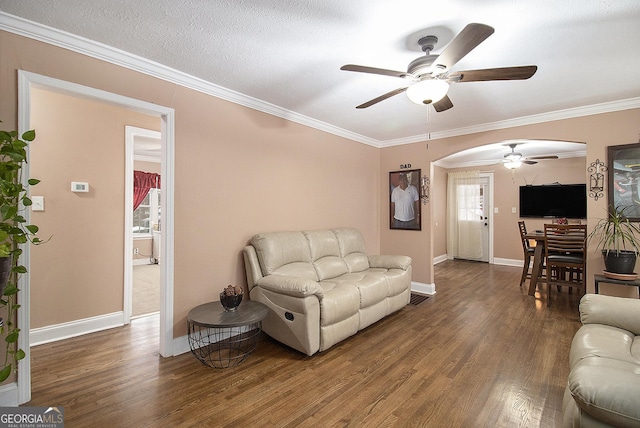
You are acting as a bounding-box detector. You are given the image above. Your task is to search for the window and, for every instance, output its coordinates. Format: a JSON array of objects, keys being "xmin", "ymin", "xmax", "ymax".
[{"xmin": 133, "ymin": 188, "xmax": 160, "ymax": 235}]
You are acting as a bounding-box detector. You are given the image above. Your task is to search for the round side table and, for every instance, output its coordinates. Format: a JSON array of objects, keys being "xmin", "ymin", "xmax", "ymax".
[{"xmin": 187, "ymin": 300, "xmax": 269, "ymax": 368}]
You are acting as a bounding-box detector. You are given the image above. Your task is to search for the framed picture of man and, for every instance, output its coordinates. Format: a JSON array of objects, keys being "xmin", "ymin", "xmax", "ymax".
[
  {"xmin": 608, "ymin": 142, "xmax": 640, "ymax": 221},
  {"xmin": 389, "ymin": 169, "xmax": 421, "ymax": 230}
]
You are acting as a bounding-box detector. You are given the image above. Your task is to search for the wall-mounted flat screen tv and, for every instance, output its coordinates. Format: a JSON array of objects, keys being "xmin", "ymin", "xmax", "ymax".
[{"xmin": 519, "ymin": 184, "xmax": 587, "ymax": 218}]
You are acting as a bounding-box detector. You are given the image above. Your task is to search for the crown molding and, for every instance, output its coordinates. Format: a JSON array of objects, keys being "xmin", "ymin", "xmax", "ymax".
[
  {"xmin": 381, "ymin": 97, "xmax": 640, "ymax": 148},
  {"xmin": 2, "ymin": 11, "xmax": 638, "ymax": 150},
  {"xmin": 0, "ymin": 12, "xmax": 380, "ymax": 148},
  {"xmin": 434, "ymin": 149, "xmax": 588, "ymax": 169}
]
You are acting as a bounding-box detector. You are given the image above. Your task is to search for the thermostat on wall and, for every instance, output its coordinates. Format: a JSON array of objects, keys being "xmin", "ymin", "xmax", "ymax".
[{"xmin": 71, "ymin": 182, "xmax": 89, "ymax": 193}]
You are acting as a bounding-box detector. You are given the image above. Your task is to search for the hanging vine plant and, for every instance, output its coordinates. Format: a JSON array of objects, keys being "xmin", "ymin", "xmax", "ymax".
[{"xmin": 0, "ymin": 125, "xmax": 47, "ymax": 382}]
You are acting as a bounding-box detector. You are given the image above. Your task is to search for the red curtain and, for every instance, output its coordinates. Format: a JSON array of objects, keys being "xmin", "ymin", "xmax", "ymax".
[{"xmin": 133, "ymin": 170, "xmax": 161, "ymax": 211}]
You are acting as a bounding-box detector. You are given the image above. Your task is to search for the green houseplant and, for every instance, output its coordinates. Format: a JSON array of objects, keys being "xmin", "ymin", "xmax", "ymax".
[
  {"xmin": 0, "ymin": 126, "xmax": 46, "ymax": 382},
  {"xmin": 588, "ymin": 205, "xmax": 640, "ymax": 274}
]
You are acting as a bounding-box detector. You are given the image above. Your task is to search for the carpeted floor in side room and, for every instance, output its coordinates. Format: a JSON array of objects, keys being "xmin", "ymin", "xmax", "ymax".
[{"xmin": 133, "ymin": 264, "xmax": 160, "ymax": 317}]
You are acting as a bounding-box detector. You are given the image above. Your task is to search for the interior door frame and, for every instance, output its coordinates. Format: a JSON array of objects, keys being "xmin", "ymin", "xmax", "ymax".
[
  {"xmin": 124, "ymin": 126, "xmax": 162, "ymax": 324},
  {"xmin": 479, "ymin": 172, "xmax": 495, "ymax": 264},
  {"xmin": 17, "ymin": 70, "xmax": 175, "ymax": 404}
]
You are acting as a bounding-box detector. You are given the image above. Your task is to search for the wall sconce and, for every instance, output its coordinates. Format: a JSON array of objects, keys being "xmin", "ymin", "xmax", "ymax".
[
  {"xmin": 421, "ymin": 175, "xmax": 430, "ymax": 204},
  {"xmin": 588, "ymin": 159, "xmax": 606, "ymax": 201}
]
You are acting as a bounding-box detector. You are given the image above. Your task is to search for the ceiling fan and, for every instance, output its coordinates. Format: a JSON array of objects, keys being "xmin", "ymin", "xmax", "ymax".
[
  {"xmin": 340, "ymin": 23, "xmax": 537, "ymax": 111},
  {"xmin": 501, "ymin": 143, "xmax": 558, "ymax": 169}
]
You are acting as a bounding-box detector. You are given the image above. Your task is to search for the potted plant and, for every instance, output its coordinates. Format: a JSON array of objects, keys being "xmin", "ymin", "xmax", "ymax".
[
  {"xmin": 0, "ymin": 126, "xmax": 47, "ymax": 382},
  {"xmin": 588, "ymin": 205, "xmax": 640, "ymax": 274}
]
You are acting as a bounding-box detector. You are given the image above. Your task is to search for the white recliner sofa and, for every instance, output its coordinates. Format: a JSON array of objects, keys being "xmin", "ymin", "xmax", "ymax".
[
  {"xmin": 563, "ymin": 294, "xmax": 640, "ymax": 427},
  {"xmin": 242, "ymin": 227, "xmax": 412, "ymax": 356}
]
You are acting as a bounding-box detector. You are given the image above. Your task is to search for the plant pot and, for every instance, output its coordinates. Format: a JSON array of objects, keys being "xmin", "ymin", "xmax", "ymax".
[
  {"xmin": 602, "ymin": 250, "xmax": 637, "ymax": 274},
  {"xmin": 0, "ymin": 256, "xmax": 10, "ymax": 296},
  {"xmin": 219, "ymin": 292, "xmax": 243, "ymax": 311}
]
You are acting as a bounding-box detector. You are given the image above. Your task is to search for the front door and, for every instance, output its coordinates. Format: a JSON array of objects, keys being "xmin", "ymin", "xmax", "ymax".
[{"xmin": 449, "ymin": 173, "xmax": 493, "ymax": 263}]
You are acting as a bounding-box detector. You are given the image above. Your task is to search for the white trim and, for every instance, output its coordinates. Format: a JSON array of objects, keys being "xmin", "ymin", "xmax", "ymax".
[
  {"xmin": 0, "ymin": 382, "xmax": 18, "ymax": 406},
  {"xmin": 0, "ymin": 12, "xmax": 378, "ymax": 148},
  {"xmin": 17, "ymin": 70, "xmax": 33, "ymax": 407},
  {"xmin": 434, "ymin": 149, "xmax": 588, "ymax": 169},
  {"xmin": 17, "ymin": 70, "xmax": 176, "ymax": 404},
  {"xmin": 30, "ymin": 312, "xmax": 124, "ymax": 346},
  {"xmin": 133, "ymin": 259, "xmax": 156, "ymax": 266},
  {"xmin": 172, "ymin": 334, "xmax": 191, "ymax": 357},
  {"xmin": 411, "ymin": 281, "xmax": 436, "ymax": 296},
  {"xmin": 125, "ymin": 127, "xmax": 162, "ymax": 325},
  {"xmin": 379, "ymin": 98, "xmax": 640, "ymax": 146},
  {"xmin": 493, "ymin": 257, "xmax": 525, "ymax": 267},
  {"xmin": 2, "ymin": 12, "xmax": 640, "ymax": 149},
  {"xmin": 433, "ymin": 254, "xmax": 448, "ymax": 265}
]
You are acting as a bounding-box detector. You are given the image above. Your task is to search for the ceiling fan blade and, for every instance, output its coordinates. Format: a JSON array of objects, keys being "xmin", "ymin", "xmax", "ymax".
[
  {"xmin": 355, "ymin": 87, "xmax": 408, "ymax": 109},
  {"xmin": 449, "ymin": 66, "xmax": 538, "ymax": 82},
  {"xmin": 433, "ymin": 95, "xmax": 453, "ymax": 112},
  {"xmin": 523, "ymin": 160, "xmax": 538, "ymax": 165},
  {"xmin": 434, "ymin": 23, "xmax": 495, "ymax": 71},
  {"xmin": 527, "ymin": 155, "xmax": 559, "ymax": 160},
  {"xmin": 341, "ymin": 64, "xmax": 409, "ymax": 79}
]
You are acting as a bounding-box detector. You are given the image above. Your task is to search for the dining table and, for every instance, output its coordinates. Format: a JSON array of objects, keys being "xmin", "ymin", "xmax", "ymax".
[{"xmin": 524, "ymin": 231, "xmax": 546, "ymax": 296}]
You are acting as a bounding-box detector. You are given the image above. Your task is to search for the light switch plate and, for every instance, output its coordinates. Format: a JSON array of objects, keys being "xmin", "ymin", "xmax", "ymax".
[{"xmin": 31, "ymin": 195, "xmax": 44, "ymax": 211}]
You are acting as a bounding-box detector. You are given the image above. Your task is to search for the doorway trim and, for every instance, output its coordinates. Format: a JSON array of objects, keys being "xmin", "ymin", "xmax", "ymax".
[
  {"xmin": 125, "ymin": 126, "xmax": 162, "ymax": 323},
  {"xmin": 17, "ymin": 70, "xmax": 175, "ymax": 404}
]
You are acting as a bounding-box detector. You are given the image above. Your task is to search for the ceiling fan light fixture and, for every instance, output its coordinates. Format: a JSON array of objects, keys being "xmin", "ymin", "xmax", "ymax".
[
  {"xmin": 503, "ymin": 160, "xmax": 522, "ymax": 169},
  {"xmin": 406, "ymin": 80, "xmax": 449, "ymax": 105}
]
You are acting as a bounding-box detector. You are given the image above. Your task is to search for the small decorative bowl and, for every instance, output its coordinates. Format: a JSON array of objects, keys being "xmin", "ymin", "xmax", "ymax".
[{"xmin": 219, "ymin": 292, "xmax": 243, "ymax": 311}]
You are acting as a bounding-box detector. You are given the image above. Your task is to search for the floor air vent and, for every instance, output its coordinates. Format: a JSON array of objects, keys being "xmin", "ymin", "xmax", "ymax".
[{"xmin": 410, "ymin": 293, "xmax": 431, "ymax": 305}]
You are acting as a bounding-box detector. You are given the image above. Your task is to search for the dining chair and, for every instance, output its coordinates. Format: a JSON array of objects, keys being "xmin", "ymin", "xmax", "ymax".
[
  {"xmin": 543, "ymin": 224, "xmax": 587, "ymax": 306},
  {"xmin": 518, "ymin": 221, "xmax": 536, "ymax": 287}
]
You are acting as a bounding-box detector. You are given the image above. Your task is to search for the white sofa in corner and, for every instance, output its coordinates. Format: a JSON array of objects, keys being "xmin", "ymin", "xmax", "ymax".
[
  {"xmin": 242, "ymin": 227, "xmax": 412, "ymax": 356},
  {"xmin": 563, "ymin": 294, "xmax": 640, "ymax": 427}
]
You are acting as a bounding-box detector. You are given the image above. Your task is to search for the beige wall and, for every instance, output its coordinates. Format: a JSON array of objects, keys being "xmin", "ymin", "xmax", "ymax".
[
  {"xmin": 444, "ymin": 156, "xmax": 586, "ymax": 262},
  {"xmin": 380, "ymin": 110, "xmax": 640, "ymax": 296},
  {"xmin": 1, "ymin": 29, "xmax": 639, "ymax": 341},
  {"xmin": 432, "ymin": 165, "xmax": 447, "ymax": 258},
  {"xmin": 29, "ymin": 88, "xmax": 161, "ymax": 327},
  {"xmin": 0, "ymin": 31, "xmax": 381, "ymax": 335},
  {"xmin": 135, "ymin": 160, "xmax": 160, "ymax": 174}
]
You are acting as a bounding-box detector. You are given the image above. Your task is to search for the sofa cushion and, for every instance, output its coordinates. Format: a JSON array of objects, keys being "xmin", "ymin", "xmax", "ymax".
[
  {"xmin": 318, "ymin": 282, "xmax": 360, "ymax": 326},
  {"xmin": 304, "ymin": 230, "xmax": 348, "ymax": 281},
  {"xmin": 568, "ymin": 357, "xmax": 640, "ymax": 427},
  {"xmin": 333, "ymin": 228, "xmax": 370, "ymax": 272},
  {"xmin": 251, "ymin": 231, "xmax": 317, "ymax": 280}
]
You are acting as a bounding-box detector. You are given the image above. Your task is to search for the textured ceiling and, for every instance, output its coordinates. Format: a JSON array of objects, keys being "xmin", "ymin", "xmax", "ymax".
[{"xmin": 0, "ymin": 0, "xmax": 639, "ymax": 155}]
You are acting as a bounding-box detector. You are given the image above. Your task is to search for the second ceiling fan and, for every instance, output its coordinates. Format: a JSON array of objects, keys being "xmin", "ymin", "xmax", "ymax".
[
  {"xmin": 501, "ymin": 143, "xmax": 558, "ymax": 169},
  {"xmin": 341, "ymin": 23, "xmax": 537, "ymax": 112}
]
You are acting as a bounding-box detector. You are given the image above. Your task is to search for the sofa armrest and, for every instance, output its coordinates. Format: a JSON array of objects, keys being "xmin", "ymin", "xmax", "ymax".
[
  {"xmin": 569, "ymin": 357, "xmax": 640, "ymax": 427},
  {"xmin": 255, "ymin": 275, "xmax": 324, "ymax": 299},
  {"xmin": 368, "ymin": 255, "xmax": 412, "ymax": 271},
  {"xmin": 580, "ymin": 294, "xmax": 640, "ymax": 335}
]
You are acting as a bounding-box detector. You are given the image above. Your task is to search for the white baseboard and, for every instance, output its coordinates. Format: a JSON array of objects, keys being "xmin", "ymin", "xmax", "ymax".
[
  {"xmin": 30, "ymin": 312, "xmax": 124, "ymax": 346},
  {"xmin": 133, "ymin": 258, "xmax": 157, "ymax": 266},
  {"xmin": 493, "ymin": 258, "xmax": 525, "ymax": 267},
  {"xmin": 173, "ymin": 334, "xmax": 191, "ymax": 356},
  {"xmin": 412, "ymin": 281, "xmax": 436, "ymax": 295},
  {"xmin": 433, "ymin": 254, "xmax": 448, "ymax": 265},
  {"xmin": 0, "ymin": 382, "xmax": 18, "ymax": 406}
]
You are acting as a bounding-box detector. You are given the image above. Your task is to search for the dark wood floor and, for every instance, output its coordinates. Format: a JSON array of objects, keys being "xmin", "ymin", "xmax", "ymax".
[{"xmin": 28, "ymin": 260, "xmax": 582, "ymax": 427}]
